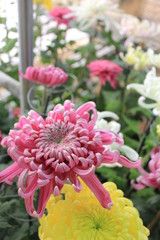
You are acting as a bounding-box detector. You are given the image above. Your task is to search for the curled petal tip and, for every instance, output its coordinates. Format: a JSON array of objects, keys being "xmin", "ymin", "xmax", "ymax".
[
  {"xmin": 18, "ymin": 188, "xmax": 22, "ymax": 196},
  {"xmin": 33, "ymin": 211, "xmax": 38, "ymax": 218},
  {"xmin": 108, "ymin": 201, "xmax": 113, "ymax": 210},
  {"xmin": 53, "ymin": 186, "xmax": 60, "ymax": 196}
]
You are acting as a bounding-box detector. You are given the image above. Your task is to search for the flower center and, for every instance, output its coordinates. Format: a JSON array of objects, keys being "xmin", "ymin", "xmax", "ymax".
[
  {"xmin": 35, "ymin": 121, "xmax": 76, "ymax": 152},
  {"xmin": 94, "ymin": 222, "xmax": 101, "ymax": 230},
  {"xmin": 47, "ymin": 125, "xmax": 69, "ymax": 144}
]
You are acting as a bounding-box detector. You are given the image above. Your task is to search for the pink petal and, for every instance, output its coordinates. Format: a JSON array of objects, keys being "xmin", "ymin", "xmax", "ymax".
[
  {"xmin": 68, "ymin": 170, "xmax": 82, "ymax": 192},
  {"xmin": 131, "ymin": 180, "xmax": 145, "ymax": 190},
  {"xmin": 102, "ymin": 150, "xmax": 120, "ymax": 164},
  {"xmin": 99, "ymin": 130, "xmax": 123, "ymax": 145},
  {"xmin": 118, "ymin": 155, "xmax": 142, "ymax": 168},
  {"xmin": 79, "ymin": 168, "xmax": 113, "ymax": 209},
  {"xmin": 0, "ymin": 162, "xmax": 22, "ymax": 185},
  {"xmin": 25, "ymin": 181, "xmax": 53, "ymax": 218},
  {"xmin": 18, "ymin": 172, "xmax": 38, "ymax": 198},
  {"xmin": 76, "ymin": 102, "xmax": 98, "ymax": 126}
]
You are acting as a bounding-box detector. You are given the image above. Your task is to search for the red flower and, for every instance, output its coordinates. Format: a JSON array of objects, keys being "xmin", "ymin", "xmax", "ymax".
[
  {"xmin": 13, "ymin": 108, "xmax": 21, "ymax": 118},
  {"xmin": 19, "ymin": 66, "xmax": 68, "ymax": 86},
  {"xmin": 49, "ymin": 6, "xmax": 74, "ymax": 26},
  {"xmin": 87, "ymin": 59, "xmax": 123, "ymax": 88}
]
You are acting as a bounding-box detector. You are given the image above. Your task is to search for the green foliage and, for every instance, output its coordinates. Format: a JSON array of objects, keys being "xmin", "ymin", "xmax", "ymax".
[
  {"xmin": 0, "ymin": 191, "xmax": 39, "ymax": 240},
  {"xmin": 2, "ymin": 39, "xmax": 17, "ymax": 53}
]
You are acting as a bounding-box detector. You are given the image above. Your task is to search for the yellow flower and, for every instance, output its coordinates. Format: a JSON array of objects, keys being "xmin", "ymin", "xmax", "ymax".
[
  {"xmin": 120, "ymin": 45, "xmax": 150, "ymax": 70},
  {"xmin": 39, "ymin": 182, "xmax": 149, "ymax": 240},
  {"xmin": 34, "ymin": 0, "xmax": 53, "ymax": 10}
]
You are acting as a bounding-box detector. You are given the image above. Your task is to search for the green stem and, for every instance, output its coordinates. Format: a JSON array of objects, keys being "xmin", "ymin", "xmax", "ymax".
[
  {"xmin": 42, "ymin": 86, "xmax": 47, "ymax": 113},
  {"xmin": 5, "ymin": 18, "xmax": 12, "ymax": 63},
  {"xmin": 148, "ymin": 211, "xmax": 160, "ymax": 231},
  {"xmin": 120, "ymin": 67, "xmax": 131, "ymax": 116},
  {"xmin": 43, "ymin": 94, "xmax": 50, "ymax": 115},
  {"xmin": 54, "ymin": 25, "xmax": 60, "ymax": 66},
  {"xmin": 137, "ymin": 115, "xmax": 156, "ymax": 154}
]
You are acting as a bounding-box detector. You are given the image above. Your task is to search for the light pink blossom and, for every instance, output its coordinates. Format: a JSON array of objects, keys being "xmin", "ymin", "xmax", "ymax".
[
  {"xmin": 132, "ymin": 147, "xmax": 160, "ymax": 190},
  {"xmin": 120, "ymin": 15, "xmax": 160, "ymax": 50},
  {"xmin": 0, "ymin": 100, "xmax": 141, "ymax": 218},
  {"xmin": 49, "ymin": 6, "xmax": 74, "ymax": 26},
  {"xmin": 19, "ymin": 66, "xmax": 68, "ymax": 86},
  {"xmin": 87, "ymin": 60, "xmax": 123, "ymax": 88}
]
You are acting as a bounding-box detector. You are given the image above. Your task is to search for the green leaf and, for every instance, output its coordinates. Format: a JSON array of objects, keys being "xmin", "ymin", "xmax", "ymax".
[
  {"xmin": 2, "ymin": 39, "xmax": 17, "ymax": 53},
  {"xmin": 147, "ymin": 195, "xmax": 160, "ymax": 205},
  {"xmin": 0, "ymin": 221, "xmax": 12, "ymax": 229},
  {"xmin": 0, "ymin": 17, "xmax": 6, "ymax": 24},
  {"xmin": 123, "ymin": 135, "xmax": 139, "ymax": 150},
  {"xmin": 122, "ymin": 115, "xmax": 140, "ymax": 134},
  {"xmin": 9, "ymin": 222, "xmax": 29, "ymax": 240},
  {"xmin": 128, "ymin": 106, "xmax": 151, "ymax": 118},
  {"xmin": 0, "ymin": 200, "xmax": 17, "ymax": 214}
]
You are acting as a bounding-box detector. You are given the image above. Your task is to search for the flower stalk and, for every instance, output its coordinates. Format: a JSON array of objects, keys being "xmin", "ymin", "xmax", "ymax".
[
  {"xmin": 137, "ymin": 115, "xmax": 156, "ymax": 154},
  {"xmin": 120, "ymin": 67, "xmax": 131, "ymax": 115},
  {"xmin": 148, "ymin": 210, "xmax": 160, "ymax": 231}
]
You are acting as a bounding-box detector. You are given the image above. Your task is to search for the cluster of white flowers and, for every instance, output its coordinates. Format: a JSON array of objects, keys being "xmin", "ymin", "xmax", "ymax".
[
  {"xmin": 120, "ymin": 15, "xmax": 160, "ymax": 50},
  {"xmin": 127, "ymin": 67, "xmax": 160, "ymax": 116},
  {"xmin": 70, "ymin": 0, "xmax": 121, "ymax": 36},
  {"xmin": 69, "ymin": 1, "xmax": 160, "ymax": 50},
  {"xmin": 95, "ymin": 111, "xmax": 139, "ymax": 167}
]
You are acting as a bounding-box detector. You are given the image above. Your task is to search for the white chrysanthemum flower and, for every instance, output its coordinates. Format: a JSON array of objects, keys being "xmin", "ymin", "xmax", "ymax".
[
  {"xmin": 95, "ymin": 111, "xmax": 120, "ymax": 133},
  {"xmin": 120, "ymin": 15, "xmax": 160, "ymax": 50},
  {"xmin": 147, "ymin": 49, "xmax": 160, "ymax": 69},
  {"xmin": 127, "ymin": 67, "xmax": 160, "ymax": 116},
  {"xmin": 71, "ymin": 0, "xmax": 121, "ymax": 35},
  {"xmin": 95, "ymin": 111, "xmax": 139, "ymax": 167}
]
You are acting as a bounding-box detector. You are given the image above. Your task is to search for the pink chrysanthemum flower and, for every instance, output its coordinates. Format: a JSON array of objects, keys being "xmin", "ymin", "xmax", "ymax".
[
  {"xmin": 49, "ymin": 6, "xmax": 74, "ymax": 26},
  {"xmin": 132, "ymin": 147, "xmax": 160, "ymax": 190},
  {"xmin": 19, "ymin": 66, "xmax": 68, "ymax": 86},
  {"xmin": 0, "ymin": 100, "xmax": 141, "ymax": 218},
  {"xmin": 87, "ymin": 59, "xmax": 123, "ymax": 89}
]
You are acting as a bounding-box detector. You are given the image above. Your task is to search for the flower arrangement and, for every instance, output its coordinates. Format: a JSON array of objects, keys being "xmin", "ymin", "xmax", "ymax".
[{"xmin": 1, "ymin": 0, "xmax": 160, "ymax": 239}]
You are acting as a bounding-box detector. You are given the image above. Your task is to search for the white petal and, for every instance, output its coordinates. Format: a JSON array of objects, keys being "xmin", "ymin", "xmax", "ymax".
[
  {"xmin": 127, "ymin": 83, "xmax": 145, "ymax": 96},
  {"xmin": 100, "ymin": 163, "xmax": 122, "ymax": 168},
  {"xmin": 153, "ymin": 108, "xmax": 160, "ymax": 117},
  {"xmin": 120, "ymin": 145, "xmax": 139, "ymax": 161},
  {"xmin": 107, "ymin": 121, "xmax": 121, "ymax": 133},
  {"xmin": 138, "ymin": 96, "xmax": 157, "ymax": 109},
  {"xmin": 95, "ymin": 119, "xmax": 109, "ymax": 130},
  {"xmin": 98, "ymin": 111, "xmax": 119, "ymax": 120}
]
